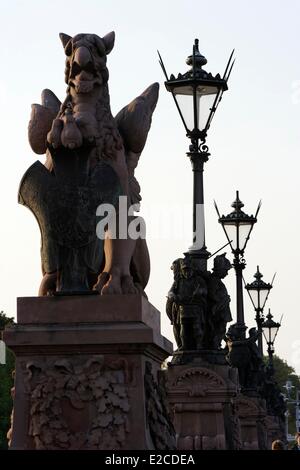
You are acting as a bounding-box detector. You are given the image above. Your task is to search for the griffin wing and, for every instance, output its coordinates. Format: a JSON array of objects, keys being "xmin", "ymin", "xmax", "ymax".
[
  {"xmin": 28, "ymin": 89, "xmax": 61, "ymax": 155},
  {"xmin": 115, "ymin": 82, "xmax": 159, "ymax": 205}
]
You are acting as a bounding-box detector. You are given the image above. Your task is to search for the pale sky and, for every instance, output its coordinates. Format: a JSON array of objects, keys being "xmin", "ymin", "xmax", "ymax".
[{"xmin": 1, "ymin": 0, "xmax": 300, "ymax": 373}]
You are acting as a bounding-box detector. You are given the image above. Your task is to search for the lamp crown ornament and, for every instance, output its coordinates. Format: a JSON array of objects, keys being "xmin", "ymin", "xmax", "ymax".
[
  {"xmin": 231, "ymin": 190, "xmax": 244, "ymax": 212},
  {"xmin": 170, "ymin": 39, "xmax": 222, "ymax": 83},
  {"xmin": 221, "ymin": 191, "xmax": 255, "ymax": 222},
  {"xmin": 266, "ymin": 308, "xmax": 273, "ymax": 321},
  {"xmin": 265, "ymin": 308, "xmax": 280, "ymax": 329},
  {"xmin": 246, "ymin": 266, "xmax": 273, "ymax": 293},
  {"xmin": 254, "ymin": 266, "xmax": 263, "ymax": 281},
  {"xmin": 186, "ymin": 39, "xmax": 207, "ymax": 67}
]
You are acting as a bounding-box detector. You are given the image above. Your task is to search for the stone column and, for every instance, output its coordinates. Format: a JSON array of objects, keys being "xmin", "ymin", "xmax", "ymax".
[
  {"xmin": 165, "ymin": 357, "xmax": 242, "ymax": 450},
  {"xmin": 265, "ymin": 414, "xmax": 286, "ymax": 449},
  {"xmin": 236, "ymin": 394, "xmax": 267, "ymax": 450},
  {"xmin": 4, "ymin": 294, "xmax": 174, "ymax": 450}
]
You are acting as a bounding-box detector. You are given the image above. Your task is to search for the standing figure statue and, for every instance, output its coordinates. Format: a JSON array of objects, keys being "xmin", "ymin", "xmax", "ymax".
[
  {"xmin": 166, "ymin": 257, "xmax": 207, "ymax": 351},
  {"xmin": 166, "ymin": 258, "xmax": 183, "ymax": 350},
  {"xmin": 20, "ymin": 32, "xmax": 159, "ymax": 295},
  {"xmin": 166, "ymin": 253, "xmax": 233, "ymax": 353},
  {"xmin": 206, "ymin": 254, "xmax": 232, "ymax": 349}
]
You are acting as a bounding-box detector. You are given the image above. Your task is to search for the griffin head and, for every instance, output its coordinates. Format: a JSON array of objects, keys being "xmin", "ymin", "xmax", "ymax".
[{"xmin": 59, "ymin": 32, "xmax": 115, "ymax": 93}]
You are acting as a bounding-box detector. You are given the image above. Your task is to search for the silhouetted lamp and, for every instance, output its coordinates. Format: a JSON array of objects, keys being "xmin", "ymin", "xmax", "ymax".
[
  {"xmin": 158, "ymin": 40, "xmax": 234, "ymax": 268},
  {"xmin": 215, "ymin": 191, "xmax": 261, "ymax": 336},
  {"xmin": 262, "ymin": 309, "xmax": 281, "ymax": 373},
  {"xmin": 245, "ymin": 266, "xmax": 274, "ymax": 355}
]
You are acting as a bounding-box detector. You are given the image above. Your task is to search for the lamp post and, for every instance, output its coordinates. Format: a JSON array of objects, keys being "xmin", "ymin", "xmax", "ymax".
[
  {"xmin": 245, "ymin": 266, "xmax": 273, "ymax": 356},
  {"xmin": 159, "ymin": 40, "xmax": 234, "ymax": 270},
  {"xmin": 215, "ymin": 191, "xmax": 261, "ymax": 337},
  {"xmin": 262, "ymin": 308, "xmax": 281, "ymax": 374},
  {"xmin": 283, "ymin": 382, "xmax": 300, "ymax": 438}
]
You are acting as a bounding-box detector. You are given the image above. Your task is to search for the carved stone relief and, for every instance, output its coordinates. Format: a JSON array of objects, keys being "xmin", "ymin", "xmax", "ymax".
[{"xmin": 23, "ymin": 356, "xmax": 131, "ymax": 450}]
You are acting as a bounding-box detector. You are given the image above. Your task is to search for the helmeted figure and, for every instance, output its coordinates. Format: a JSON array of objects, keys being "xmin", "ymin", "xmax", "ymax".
[{"xmin": 206, "ymin": 254, "xmax": 232, "ymax": 349}]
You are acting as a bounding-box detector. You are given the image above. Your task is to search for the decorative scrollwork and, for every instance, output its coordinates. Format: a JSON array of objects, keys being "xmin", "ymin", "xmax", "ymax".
[
  {"xmin": 199, "ymin": 141, "xmax": 209, "ymax": 155},
  {"xmin": 240, "ymin": 256, "xmax": 246, "ymax": 265}
]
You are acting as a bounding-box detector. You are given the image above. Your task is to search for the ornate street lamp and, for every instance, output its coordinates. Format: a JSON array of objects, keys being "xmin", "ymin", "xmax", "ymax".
[
  {"xmin": 245, "ymin": 266, "xmax": 274, "ymax": 355},
  {"xmin": 262, "ymin": 308, "xmax": 281, "ymax": 374},
  {"xmin": 215, "ymin": 191, "xmax": 261, "ymax": 337},
  {"xmin": 159, "ymin": 40, "xmax": 234, "ymax": 270}
]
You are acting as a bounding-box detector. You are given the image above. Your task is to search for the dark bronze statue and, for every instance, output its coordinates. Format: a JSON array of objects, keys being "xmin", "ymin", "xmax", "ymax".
[
  {"xmin": 166, "ymin": 253, "xmax": 232, "ymax": 352},
  {"xmin": 166, "ymin": 259, "xmax": 183, "ymax": 350},
  {"xmin": 225, "ymin": 325, "xmax": 264, "ymax": 391},
  {"xmin": 166, "ymin": 257, "xmax": 207, "ymax": 351},
  {"xmin": 259, "ymin": 366, "xmax": 286, "ymax": 419},
  {"xmin": 20, "ymin": 32, "xmax": 159, "ymax": 295},
  {"xmin": 206, "ymin": 254, "xmax": 232, "ymax": 349}
]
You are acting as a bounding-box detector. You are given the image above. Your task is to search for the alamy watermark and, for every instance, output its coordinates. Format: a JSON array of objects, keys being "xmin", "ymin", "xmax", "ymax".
[{"xmin": 96, "ymin": 195, "xmax": 205, "ymax": 250}]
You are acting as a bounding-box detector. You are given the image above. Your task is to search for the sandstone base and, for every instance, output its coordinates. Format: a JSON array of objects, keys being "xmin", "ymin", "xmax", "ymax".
[
  {"xmin": 265, "ymin": 414, "xmax": 286, "ymax": 449},
  {"xmin": 165, "ymin": 359, "xmax": 241, "ymax": 450},
  {"xmin": 4, "ymin": 295, "xmax": 173, "ymax": 450},
  {"xmin": 236, "ymin": 394, "xmax": 267, "ymax": 450}
]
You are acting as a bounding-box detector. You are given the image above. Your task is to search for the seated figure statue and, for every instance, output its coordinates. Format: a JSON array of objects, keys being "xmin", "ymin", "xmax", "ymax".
[{"xmin": 225, "ymin": 325, "xmax": 265, "ymax": 391}]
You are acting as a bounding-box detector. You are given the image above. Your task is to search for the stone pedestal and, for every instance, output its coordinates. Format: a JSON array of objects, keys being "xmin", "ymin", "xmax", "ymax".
[
  {"xmin": 265, "ymin": 414, "xmax": 285, "ymax": 449},
  {"xmin": 165, "ymin": 358, "xmax": 242, "ymax": 450},
  {"xmin": 4, "ymin": 295, "xmax": 173, "ymax": 450},
  {"xmin": 236, "ymin": 394, "xmax": 267, "ymax": 450}
]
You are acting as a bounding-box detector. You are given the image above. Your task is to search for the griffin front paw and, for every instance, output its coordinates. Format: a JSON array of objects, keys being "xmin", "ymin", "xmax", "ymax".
[
  {"xmin": 47, "ymin": 118, "xmax": 63, "ymax": 149},
  {"xmin": 121, "ymin": 275, "xmax": 139, "ymax": 294},
  {"xmin": 61, "ymin": 108, "xmax": 83, "ymax": 149}
]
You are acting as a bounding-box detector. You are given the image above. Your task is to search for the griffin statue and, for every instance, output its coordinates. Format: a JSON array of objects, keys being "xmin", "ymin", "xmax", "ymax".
[{"xmin": 19, "ymin": 32, "xmax": 158, "ymax": 296}]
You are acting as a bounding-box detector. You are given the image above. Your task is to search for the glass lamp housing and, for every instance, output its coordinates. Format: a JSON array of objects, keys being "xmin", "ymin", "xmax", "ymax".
[
  {"xmin": 218, "ymin": 191, "xmax": 257, "ymax": 254},
  {"xmin": 164, "ymin": 39, "xmax": 229, "ymax": 140},
  {"xmin": 245, "ymin": 266, "xmax": 272, "ymax": 310}
]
